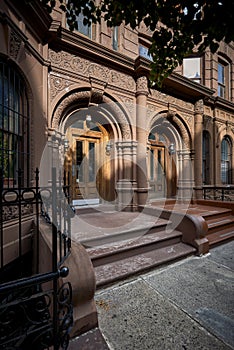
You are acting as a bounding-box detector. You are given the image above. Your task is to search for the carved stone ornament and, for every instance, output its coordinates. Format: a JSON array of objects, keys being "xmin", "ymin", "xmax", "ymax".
[
  {"xmin": 116, "ymin": 95, "xmax": 135, "ymax": 115},
  {"xmin": 168, "ymin": 114, "xmax": 191, "ymax": 149},
  {"xmin": 49, "ymin": 49, "xmax": 135, "ymax": 91},
  {"xmin": 52, "ymin": 91, "xmax": 90, "ymax": 129},
  {"xmin": 194, "ymin": 99, "xmax": 204, "ymax": 114},
  {"xmin": 52, "ymin": 91, "xmax": 132, "ymax": 140},
  {"xmin": 50, "ymin": 75, "xmax": 75, "ymax": 101},
  {"xmin": 136, "ymin": 76, "xmax": 148, "ymax": 92},
  {"xmin": 150, "ymin": 89, "xmax": 193, "ymax": 111},
  {"xmin": 9, "ymin": 30, "xmax": 22, "ymax": 60}
]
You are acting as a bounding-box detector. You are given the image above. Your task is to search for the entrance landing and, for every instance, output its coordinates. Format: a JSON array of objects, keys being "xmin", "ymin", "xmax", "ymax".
[{"xmin": 149, "ymin": 200, "xmax": 234, "ymax": 246}]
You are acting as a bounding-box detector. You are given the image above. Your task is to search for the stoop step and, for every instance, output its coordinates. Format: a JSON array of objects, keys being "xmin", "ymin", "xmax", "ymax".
[
  {"xmin": 87, "ymin": 229, "xmax": 196, "ymax": 288},
  {"xmin": 93, "ymin": 242, "xmax": 196, "ymax": 288}
]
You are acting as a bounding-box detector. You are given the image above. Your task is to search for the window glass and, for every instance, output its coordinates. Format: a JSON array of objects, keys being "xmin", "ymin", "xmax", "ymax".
[
  {"xmin": 112, "ymin": 27, "xmax": 118, "ymax": 51},
  {"xmin": 88, "ymin": 142, "xmax": 95, "ymax": 182},
  {"xmin": 202, "ymin": 131, "xmax": 210, "ymax": 184},
  {"xmin": 183, "ymin": 57, "xmax": 201, "ymax": 83},
  {"xmin": 76, "ymin": 140, "xmax": 84, "ymax": 182},
  {"xmin": 221, "ymin": 136, "xmax": 232, "ymax": 184},
  {"xmin": 218, "ymin": 62, "xmax": 226, "ymax": 98},
  {"xmin": 0, "ymin": 59, "xmax": 29, "ymax": 187},
  {"xmin": 139, "ymin": 45, "xmax": 153, "ymax": 61},
  {"xmin": 76, "ymin": 10, "xmax": 92, "ymax": 38}
]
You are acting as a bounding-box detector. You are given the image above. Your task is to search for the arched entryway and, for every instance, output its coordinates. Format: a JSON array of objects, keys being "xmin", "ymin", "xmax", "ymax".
[
  {"xmin": 50, "ymin": 90, "xmax": 134, "ymax": 208},
  {"xmin": 64, "ymin": 108, "xmax": 115, "ymax": 205},
  {"xmin": 148, "ymin": 112, "xmax": 192, "ymax": 201}
]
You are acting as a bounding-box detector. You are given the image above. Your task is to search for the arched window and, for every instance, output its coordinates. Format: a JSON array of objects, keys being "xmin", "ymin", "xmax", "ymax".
[
  {"xmin": 221, "ymin": 136, "xmax": 232, "ymax": 184},
  {"xmin": 202, "ymin": 131, "xmax": 210, "ymax": 184},
  {"xmin": 0, "ymin": 58, "xmax": 29, "ymax": 187}
]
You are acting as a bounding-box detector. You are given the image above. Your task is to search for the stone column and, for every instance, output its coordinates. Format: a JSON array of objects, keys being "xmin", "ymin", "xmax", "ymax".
[
  {"xmin": 136, "ymin": 76, "xmax": 149, "ymax": 206},
  {"xmin": 194, "ymin": 99, "xmax": 204, "ymax": 199},
  {"xmin": 177, "ymin": 150, "xmax": 194, "ymax": 201},
  {"xmin": 115, "ymin": 141, "xmax": 138, "ymax": 211}
]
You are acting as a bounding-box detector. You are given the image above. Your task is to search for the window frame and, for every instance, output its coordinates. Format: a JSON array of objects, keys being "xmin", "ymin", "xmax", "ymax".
[
  {"xmin": 0, "ymin": 58, "xmax": 30, "ymax": 188},
  {"xmin": 220, "ymin": 136, "xmax": 232, "ymax": 184},
  {"xmin": 182, "ymin": 56, "xmax": 202, "ymax": 84},
  {"xmin": 218, "ymin": 58, "xmax": 229, "ymax": 99}
]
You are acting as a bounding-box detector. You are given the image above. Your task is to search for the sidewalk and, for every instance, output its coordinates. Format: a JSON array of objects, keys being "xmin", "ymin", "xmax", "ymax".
[{"xmin": 95, "ymin": 241, "xmax": 234, "ymax": 350}]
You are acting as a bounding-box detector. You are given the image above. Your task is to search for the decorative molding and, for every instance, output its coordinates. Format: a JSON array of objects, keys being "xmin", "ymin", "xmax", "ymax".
[
  {"xmin": 49, "ymin": 75, "xmax": 75, "ymax": 101},
  {"xmin": 168, "ymin": 114, "xmax": 191, "ymax": 149},
  {"xmin": 150, "ymin": 89, "xmax": 194, "ymax": 111},
  {"xmin": 116, "ymin": 95, "xmax": 135, "ymax": 115},
  {"xmin": 194, "ymin": 99, "xmax": 204, "ymax": 114},
  {"xmin": 203, "ymin": 115, "xmax": 213, "ymax": 130},
  {"xmin": 9, "ymin": 29, "xmax": 22, "ymax": 60},
  {"xmin": 103, "ymin": 97, "xmax": 132, "ymax": 140},
  {"xmin": 110, "ymin": 71, "xmax": 135, "ymax": 90},
  {"xmin": 49, "ymin": 49, "xmax": 135, "ymax": 92},
  {"xmin": 52, "ymin": 91, "xmax": 132, "ymax": 140},
  {"xmin": 53, "ymin": 91, "xmax": 90, "ymax": 129},
  {"xmin": 136, "ymin": 76, "xmax": 148, "ymax": 93}
]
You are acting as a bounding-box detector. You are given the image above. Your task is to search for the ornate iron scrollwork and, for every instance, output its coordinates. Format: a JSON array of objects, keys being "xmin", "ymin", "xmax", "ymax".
[{"xmin": 0, "ymin": 282, "xmax": 73, "ymax": 350}]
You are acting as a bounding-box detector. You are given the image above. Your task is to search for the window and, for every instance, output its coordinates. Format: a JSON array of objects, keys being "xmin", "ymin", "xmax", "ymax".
[
  {"xmin": 183, "ymin": 57, "xmax": 201, "ymax": 83},
  {"xmin": 202, "ymin": 131, "xmax": 210, "ymax": 184},
  {"xmin": 221, "ymin": 136, "xmax": 232, "ymax": 184},
  {"xmin": 112, "ymin": 27, "xmax": 118, "ymax": 51},
  {"xmin": 0, "ymin": 59, "xmax": 29, "ymax": 187},
  {"xmin": 75, "ymin": 10, "xmax": 92, "ymax": 38},
  {"xmin": 139, "ymin": 45, "xmax": 153, "ymax": 61},
  {"xmin": 218, "ymin": 60, "xmax": 229, "ymax": 99}
]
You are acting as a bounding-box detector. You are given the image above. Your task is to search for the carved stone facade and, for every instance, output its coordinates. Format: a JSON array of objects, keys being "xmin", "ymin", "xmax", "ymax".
[{"xmin": 1, "ymin": 0, "xmax": 234, "ymax": 205}]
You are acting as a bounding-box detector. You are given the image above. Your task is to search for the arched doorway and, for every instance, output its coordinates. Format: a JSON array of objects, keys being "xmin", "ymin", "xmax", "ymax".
[
  {"xmin": 64, "ymin": 108, "xmax": 116, "ymax": 206},
  {"xmin": 147, "ymin": 130, "xmax": 177, "ymax": 199}
]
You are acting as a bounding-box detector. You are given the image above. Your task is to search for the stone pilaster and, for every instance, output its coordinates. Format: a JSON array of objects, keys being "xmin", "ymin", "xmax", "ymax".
[
  {"xmin": 194, "ymin": 99, "xmax": 204, "ymax": 199},
  {"xmin": 136, "ymin": 76, "xmax": 149, "ymax": 206},
  {"xmin": 115, "ymin": 141, "xmax": 138, "ymax": 211},
  {"xmin": 177, "ymin": 150, "xmax": 194, "ymax": 201}
]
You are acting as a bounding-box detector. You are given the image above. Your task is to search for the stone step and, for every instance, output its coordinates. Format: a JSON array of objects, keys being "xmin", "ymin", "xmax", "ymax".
[
  {"xmin": 88, "ymin": 230, "xmax": 182, "ymax": 267},
  {"xmin": 201, "ymin": 207, "xmax": 232, "ymax": 221},
  {"xmin": 206, "ymin": 215, "xmax": 234, "ymax": 234},
  {"xmin": 80, "ymin": 217, "xmax": 171, "ymax": 248},
  {"xmin": 94, "ymin": 242, "xmax": 196, "ymax": 288},
  {"xmin": 207, "ymin": 226, "xmax": 234, "ymax": 247}
]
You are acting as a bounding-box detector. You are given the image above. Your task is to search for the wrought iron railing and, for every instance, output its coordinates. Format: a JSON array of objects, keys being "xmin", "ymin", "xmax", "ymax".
[
  {"xmin": 0, "ymin": 168, "xmax": 73, "ymax": 349},
  {"xmin": 203, "ymin": 185, "xmax": 234, "ymax": 202}
]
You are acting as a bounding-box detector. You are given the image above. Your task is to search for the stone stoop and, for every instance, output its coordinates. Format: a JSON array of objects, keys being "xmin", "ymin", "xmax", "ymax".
[
  {"xmin": 201, "ymin": 208, "xmax": 234, "ymax": 246},
  {"xmin": 87, "ymin": 229, "xmax": 196, "ymax": 289}
]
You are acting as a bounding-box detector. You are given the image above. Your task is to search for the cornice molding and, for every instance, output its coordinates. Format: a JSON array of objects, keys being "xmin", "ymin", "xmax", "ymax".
[
  {"xmin": 5, "ymin": 0, "xmax": 52, "ymax": 43},
  {"xmin": 204, "ymin": 96, "xmax": 234, "ymax": 113},
  {"xmin": 51, "ymin": 27, "xmax": 136, "ymax": 75}
]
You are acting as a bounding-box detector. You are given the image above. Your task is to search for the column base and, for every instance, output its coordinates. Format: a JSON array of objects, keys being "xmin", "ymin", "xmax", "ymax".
[{"xmin": 115, "ymin": 179, "xmax": 138, "ymax": 212}]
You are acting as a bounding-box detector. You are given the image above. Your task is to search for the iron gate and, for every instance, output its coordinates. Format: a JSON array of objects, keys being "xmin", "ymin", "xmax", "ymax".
[{"xmin": 0, "ymin": 168, "xmax": 73, "ymax": 349}]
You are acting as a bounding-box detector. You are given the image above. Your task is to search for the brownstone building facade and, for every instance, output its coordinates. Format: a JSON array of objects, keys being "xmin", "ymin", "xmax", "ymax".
[
  {"xmin": 0, "ymin": 0, "xmax": 234, "ymax": 346},
  {"xmin": 1, "ymin": 1, "xmax": 233, "ymax": 208}
]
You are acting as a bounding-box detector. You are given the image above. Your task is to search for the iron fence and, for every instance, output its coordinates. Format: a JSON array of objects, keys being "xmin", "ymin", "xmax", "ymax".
[
  {"xmin": 0, "ymin": 168, "xmax": 73, "ymax": 349},
  {"xmin": 203, "ymin": 185, "xmax": 234, "ymax": 201}
]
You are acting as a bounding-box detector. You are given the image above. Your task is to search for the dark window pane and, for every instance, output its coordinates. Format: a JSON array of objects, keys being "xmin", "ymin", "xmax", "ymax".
[{"xmin": 89, "ymin": 142, "xmax": 95, "ymax": 182}]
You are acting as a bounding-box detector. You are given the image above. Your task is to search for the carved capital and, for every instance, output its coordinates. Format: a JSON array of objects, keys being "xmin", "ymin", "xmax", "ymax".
[
  {"xmin": 194, "ymin": 99, "xmax": 204, "ymax": 115},
  {"xmin": 136, "ymin": 76, "xmax": 148, "ymax": 94}
]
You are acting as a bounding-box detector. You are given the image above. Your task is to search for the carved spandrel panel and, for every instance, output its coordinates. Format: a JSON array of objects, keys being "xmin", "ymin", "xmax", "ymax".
[{"xmin": 49, "ymin": 75, "xmax": 75, "ymax": 101}]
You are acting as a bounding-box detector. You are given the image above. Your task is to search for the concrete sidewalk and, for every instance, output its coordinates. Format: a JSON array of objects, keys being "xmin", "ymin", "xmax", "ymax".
[{"xmin": 95, "ymin": 241, "xmax": 234, "ymax": 350}]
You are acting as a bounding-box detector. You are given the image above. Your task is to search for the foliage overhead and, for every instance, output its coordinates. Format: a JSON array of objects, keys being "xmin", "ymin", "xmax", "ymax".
[{"xmin": 29, "ymin": 0, "xmax": 234, "ymax": 86}]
